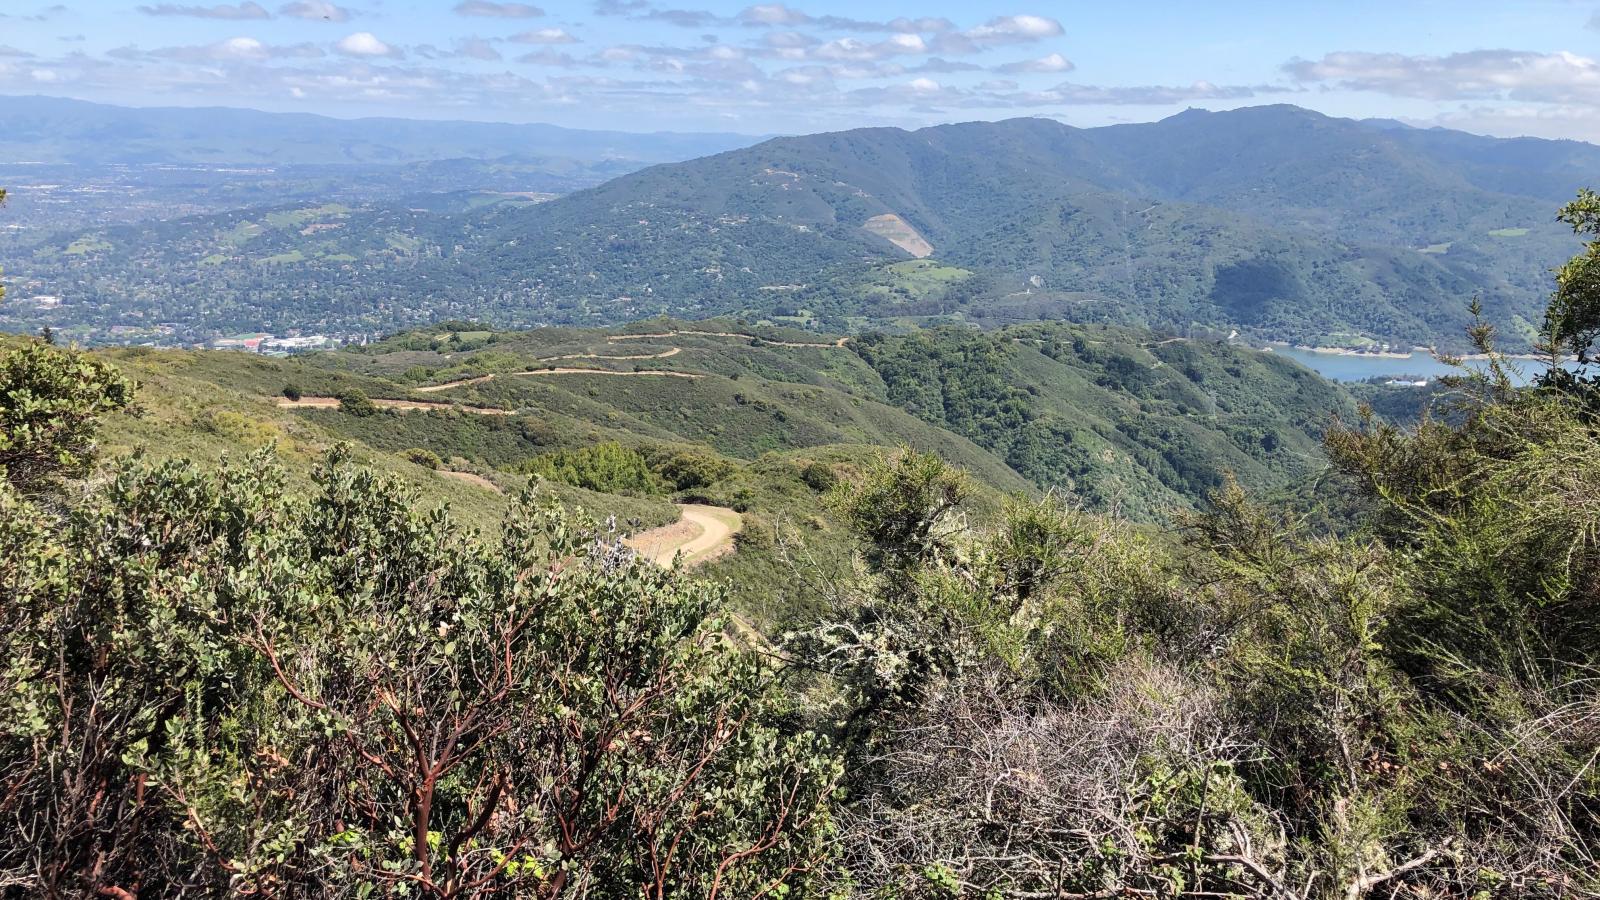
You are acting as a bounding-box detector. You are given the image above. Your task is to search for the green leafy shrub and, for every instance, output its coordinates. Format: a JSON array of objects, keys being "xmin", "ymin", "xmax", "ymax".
[
  {"xmin": 515, "ymin": 441, "xmax": 660, "ymax": 495},
  {"xmin": 800, "ymin": 459, "xmax": 838, "ymax": 492},
  {"xmin": 0, "ymin": 340, "xmax": 133, "ymax": 493},
  {"xmin": 400, "ymin": 447, "xmax": 443, "ymax": 469},
  {"xmin": 336, "ymin": 388, "xmax": 377, "ymax": 417},
  {"xmin": 0, "ymin": 445, "xmax": 840, "ymax": 897},
  {"xmin": 650, "ymin": 446, "xmax": 735, "ymax": 491}
]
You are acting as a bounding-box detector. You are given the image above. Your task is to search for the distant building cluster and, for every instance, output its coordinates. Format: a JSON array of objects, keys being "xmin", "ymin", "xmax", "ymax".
[{"xmin": 211, "ymin": 333, "xmax": 332, "ymax": 354}]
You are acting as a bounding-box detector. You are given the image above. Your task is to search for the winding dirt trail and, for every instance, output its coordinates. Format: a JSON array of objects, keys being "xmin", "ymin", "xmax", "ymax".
[
  {"xmin": 606, "ymin": 330, "xmax": 848, "ymax": 349},
  {"xmin": 625, "ymin": 503, "xmax": 742, "ymax": 569},
  {"xmin": 276, "ymin": 396, "xmax": 513, "ymax": 414},
  {"xmin": 413, "ymin": 366, "xmax": 704, "ymax": 392},
  {"xmin": 514, "ymin": 367, "xmax": 703, "ymax": 378},
  {"xmin": 411, "ymin": 332, "xmax": 848, "ymax": 394},
  {"xmin": 550, "ymin": 346, "xmax": 683, "ymax": 361},
  {"xmin": 414, "ymin": 375, "xmax": 495, "ymax": 393}
]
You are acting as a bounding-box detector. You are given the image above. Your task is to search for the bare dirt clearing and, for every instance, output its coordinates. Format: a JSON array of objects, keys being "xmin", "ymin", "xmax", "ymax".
[
  {"xmin": 862, "ymin": 213, "xmax": 934, "ymax": 258},
  {"xmin": 625, "ymin": 503, "xmax": 742, "ymax": 568},
  {"xmin": 438, "ymin": 470, "xmax": 504, "ymax": 493}
]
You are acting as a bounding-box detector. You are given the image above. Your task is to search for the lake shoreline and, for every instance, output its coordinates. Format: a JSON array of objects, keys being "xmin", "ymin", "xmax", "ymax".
[{"xmin": 1266, "ymin": 344, "xmax": 1562, "ymax": 364}]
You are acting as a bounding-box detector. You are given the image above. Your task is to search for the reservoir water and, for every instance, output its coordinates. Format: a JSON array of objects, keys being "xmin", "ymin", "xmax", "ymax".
[{"xmin": 1271, "ymin": 347, "xmax": 1569, "ymax": 385}]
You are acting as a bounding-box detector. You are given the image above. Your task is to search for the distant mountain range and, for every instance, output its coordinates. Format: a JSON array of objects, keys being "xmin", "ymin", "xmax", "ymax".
[
  {"xmin": 7, "ymin": 102, "xmax": 1597, "ymax": 349},
  {"xmin": 0, "ymin": 94, "xmax": 761, "ymax": 166}
]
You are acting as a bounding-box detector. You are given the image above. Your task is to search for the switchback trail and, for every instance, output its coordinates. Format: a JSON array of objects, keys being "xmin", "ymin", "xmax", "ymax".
[
  {"xmin": 276, "ymin": 396, "xmax": 513, "ymax": 414},
  {"xmin": 625, "ymin": 503, "xmax": 742, "ymax": 568},
  {"xmin": 550, "ymin": 346, "xmax": 683, "ymax": 361},
  {"xmin": 606, "ymin": 330, "xmax": 849, "ymax": 349},
  {"xmin": 414, "ymin": 365, "xmax": 703, "ymax": 392}
]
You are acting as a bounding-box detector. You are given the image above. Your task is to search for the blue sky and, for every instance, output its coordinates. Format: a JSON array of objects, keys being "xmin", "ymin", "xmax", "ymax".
[{"xmin": 2, "ymin": 0, "xmax": 1598, "ymax": 139}]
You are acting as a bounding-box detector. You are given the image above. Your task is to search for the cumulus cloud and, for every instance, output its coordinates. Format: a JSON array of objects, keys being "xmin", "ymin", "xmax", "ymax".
[
  {"xmin": 739, "ymin": 4, "xmax": 806, "ymax": 26},
  {"xmin": 891, "ymin": 17, "xmax": 954, "ymax": 33},
  {"xmin": 602, "ymin": 0, "xmax": 957, "ymax": 33},
  {"xmin": 997, "ymin": 51, "xmax": 1073, "ymax": 73},
  {"xmin": 811, "ymin": 34, "xmax": 927, "ymax": 61},
  {"xmin": 418, "ymin": 36, "xmax": 503, "ymax": 60},
  {"xmin": 740, "ymin": 5, "xmax": 955, "ymax": 33},
  {"xmin": 454, "ymin": 0, "xmax": 544, "ymax": 16},
  {"xmin": 335, "ymin": 31, "xmax": 401, "ymax": 57},
  {"xmin": 643, "ymin": 7, "xmax": 722, "ymax": 27},
  {"xmin": 907, "ymin": 57, "xmax": 982, "ymax": 73},
  {"xmin": 147, "ymin": 36, "xmax": 325, "ymax": 62},
  {"xmin": 1418, "ymin": 103, "xmax": 1600, "ymax": 142},
  {"xmin": 0, "ymin": 45, "xmax": 36, "ymax": 58},
  {"xmin": 138, "ymin": 2, "xmax": 272, "ymax": 19},
  {"xmin": 964, "ymin": 14, "xmax": 1062, "ymax": 45},
  {"xmin": 510, "ymin": 27, "xmax": 579, "ymax": 44},
  {"xmin": 280, "ymin": 0, "xmax": 351, "ymax": 21},
  {"xmin": 1035, "ymin": 79, "xmax": 1277, "ymax": 105},
  {"xmin": 517, "ymin": 48, "xmax": 585, "ymax": 66},
  {"xmin": 1284, "ymin": 49, "xmax": 1600, "ymax": 104}
]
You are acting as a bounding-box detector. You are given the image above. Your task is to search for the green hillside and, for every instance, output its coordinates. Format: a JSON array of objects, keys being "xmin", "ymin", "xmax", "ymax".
[
  {"xmin": 10, "ymin": 315, "xmax": 1368, "ymax": 625},
  {"xmin": 12, "ymin": 105, "xmax": 1588, "ymax": 350},
  {"xmin": 152, "ymin": 318, "xmax": 1352, "ymax": 519},
  {"xmin": 83, "ymin": 344, "xmax": 678, "ymax": 537}
]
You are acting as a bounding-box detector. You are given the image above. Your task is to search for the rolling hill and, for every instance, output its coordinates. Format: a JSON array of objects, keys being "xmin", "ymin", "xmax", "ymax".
[
  {"xmin": 55, "ymin": 316, "xmax": 1368, "ymax": 616},
  {"xmin": 10, "ymin": 104, "xmax": 1589, "ymax": 348}
]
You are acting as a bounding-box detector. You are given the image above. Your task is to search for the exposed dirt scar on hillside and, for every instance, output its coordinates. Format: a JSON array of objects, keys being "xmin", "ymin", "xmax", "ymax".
[
  {"xmin": 861, "ymin": 213, "xmax": 934, "ymax": 258},
  {"xmin": 438, "ymin": 470, "xmax": 504, "ymax": 493},
  {"xmin": 625, "ymin": 503, "xmax": 742, "ymax": 568},
  {"xmin": 275, "ymin": 396, "xmax": 513, "ymax": 414}
]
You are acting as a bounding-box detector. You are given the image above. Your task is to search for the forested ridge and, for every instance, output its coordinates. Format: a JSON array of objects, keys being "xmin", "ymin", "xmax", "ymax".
[
  {"xmin": 5, "ymin": 105, "xmax": 1591, "ymax": 351},
  {"xmin": 4, "ymin": 191, "xmax": 1600, "ymax": 899}
]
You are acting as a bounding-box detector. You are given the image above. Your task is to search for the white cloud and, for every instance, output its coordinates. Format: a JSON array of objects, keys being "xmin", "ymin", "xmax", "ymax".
[
  {"xmin": 886, "ymin": 17, "xmax": 954, "ymax": 33},
  {"xmin": 739, "ymin": 3, "xmax": 806, "ymax": 25},
  {"xmin": 146, "ymin": 36, "xmax": 325, "ymax": 61},
  {"xmin": 418, "ymin": 37, "xmax": 503, "ymax": 61},
  {"xmin": 280, "ymin": 0, "xmax": 351, "ymax": 21},
  {"xmin": 763, "ymin": 31, "xmax": 816, "ymax": 50},
  {"xmin": 1417, "ymin": 103, "xmax": 1600, "ymax": 142},
  {"xmin": 997, "ymin": 52, "xmax": 1073, "ymax": 74},
  {"xmin": 517, "ymin": 48, "xmax": 584, "ymax": 66},
  {"xmin": 214, "ymin": 36, "xmax": 269, "ymax": 60},
  {"xmin": 908, "ymin": 76, "xmax": 939, "ymax": 92},
  {"xmin": 510, "ymin": 27, "xmax": 578, "ymax": 44},
  {"xmin": 812, "ymin": 34, "xmax": 928, "ymax": 61},
  {"xmin": 335, "ymin": 32, "xmax": 400, "ymax": 57},
  {"xmin": 1030, "ymin": 79, "xmax": 1275, "ymax": 105},
  {"xmin": 138, "ymin": 2, "xmax": 271, "ymax": 19},
  {"xmin": 1284, "ymin": 49, "xmax": 1600, "ymax": 105},
  {"xmin": 454, "ymin": 0, "xmax": 544, "ymax": 16},
  {"xmin": 964, "ymin": 14, "xmax": 1063, "ymax": 45}
]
